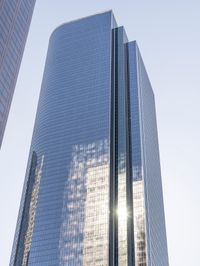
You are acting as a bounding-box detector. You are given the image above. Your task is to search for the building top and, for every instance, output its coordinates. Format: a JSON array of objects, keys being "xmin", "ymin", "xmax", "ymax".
[{"xmin": 51, "ymin": 10, "xmax": 115, "ymax": 37}]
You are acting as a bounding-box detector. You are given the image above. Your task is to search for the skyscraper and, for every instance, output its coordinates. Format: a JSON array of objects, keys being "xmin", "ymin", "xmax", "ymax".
[
  {"xmin": 0, "ymin": 0, "xmax": 36, "ymax": 148},
  {"xmin": 10, "ymin": 11, "xmax": 169, "ymax": 266}
]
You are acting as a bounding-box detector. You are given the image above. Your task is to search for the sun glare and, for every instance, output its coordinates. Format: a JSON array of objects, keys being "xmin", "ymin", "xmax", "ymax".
[{"xmin": 117, "ymin": 205, "xmax": 129, "ymax": 221}]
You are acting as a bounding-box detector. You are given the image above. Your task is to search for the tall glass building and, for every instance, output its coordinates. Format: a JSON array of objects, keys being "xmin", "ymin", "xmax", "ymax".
[
  {"xmin": 10, "ymin": 11, "xmax": 169, "ymax": 266},
  {"xmin": 0, "ymin": 0, "xmax": 36, "ymax": 148}
]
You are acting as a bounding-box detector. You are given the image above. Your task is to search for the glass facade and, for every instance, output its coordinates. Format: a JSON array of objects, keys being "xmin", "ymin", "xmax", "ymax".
[
  {"xmin": 0, "ymin": 0, "xmax": 36, "ymax": 148},
  {"xmin": 10, "ymin": 11, "xmax": 169, "ymax": 266},
  {"xmin": 128, "ymin": 41, "xmax": 169, "ymax": 265}
]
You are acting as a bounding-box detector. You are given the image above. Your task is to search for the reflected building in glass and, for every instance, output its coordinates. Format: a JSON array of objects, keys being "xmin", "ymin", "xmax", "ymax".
[
  {"xmin": 10, "ymin": 11, "xmax": 169, "ymax": 266},
  {"xmin": 0, "ymin": 0, "xmax": 36, "ymax": 148}
]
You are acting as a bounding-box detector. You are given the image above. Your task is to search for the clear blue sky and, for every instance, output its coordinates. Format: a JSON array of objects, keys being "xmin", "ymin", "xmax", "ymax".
[{"xmin": 0, "ymin": 0, "xmax": 200, "ymax": 265}]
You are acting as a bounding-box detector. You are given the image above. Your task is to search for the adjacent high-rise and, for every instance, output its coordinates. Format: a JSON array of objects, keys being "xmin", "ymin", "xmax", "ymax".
[
  {"xmin": 10, "ymin": 11, "xmax": 169, "ymax": 266},
  {"xmin": 0, "ymin": 0, "xmax": 36, "ymax": 148}
]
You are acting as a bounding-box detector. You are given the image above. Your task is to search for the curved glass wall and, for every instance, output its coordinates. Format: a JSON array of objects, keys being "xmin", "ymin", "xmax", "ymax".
[{"xmin": 11, "ymin": 11, "xmax": 115, "ymax": 265}]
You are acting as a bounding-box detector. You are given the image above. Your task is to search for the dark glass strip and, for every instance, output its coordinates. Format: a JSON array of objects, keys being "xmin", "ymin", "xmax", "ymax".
[
  {"xmin": 109, "ymin": 27, "xmax": 118, "ymax": 266},
  {"xmin": 125, "ymin": 43, "xmax": 135, "ymax": 266}
]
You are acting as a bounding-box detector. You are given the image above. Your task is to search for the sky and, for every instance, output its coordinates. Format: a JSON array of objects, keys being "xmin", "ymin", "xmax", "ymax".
[{"xmin": 0, "ymin": 0, "xmax": 200, "ymax": 265}]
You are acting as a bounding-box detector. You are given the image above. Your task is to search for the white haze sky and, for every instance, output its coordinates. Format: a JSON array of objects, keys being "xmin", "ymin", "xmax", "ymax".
[{"xmin": 0, "ymin": 1, "xmax": 200, "ymax": 265}]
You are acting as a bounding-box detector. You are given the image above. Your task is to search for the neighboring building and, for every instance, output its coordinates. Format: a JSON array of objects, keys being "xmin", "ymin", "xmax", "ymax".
[
  {"xmin": 0, "ymin": 0, "xmax": 36, "ymax": 148},
  {"xmin": 10, "ymin": 11, "xmax": 169, "ymax": 266}
]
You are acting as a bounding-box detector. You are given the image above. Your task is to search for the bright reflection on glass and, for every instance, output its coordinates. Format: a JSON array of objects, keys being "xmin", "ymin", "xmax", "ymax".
[
  {"xmin": 117, "ymin": 205, "xmax": 129, "ymax": 221},
  {"xmin": 133, "ymin": 167, "xmax": 147, "ymax": 266},
  {"xmin": 118, "ymin": 169, "xmax": 128, "ymax": 266},
  {"xmin": 22, "ymin": 155, "xmax": 44, "ymax": 266},
  {"xmin": 59, "ymin": 139, "xmax": 109, "ymax": 266}
]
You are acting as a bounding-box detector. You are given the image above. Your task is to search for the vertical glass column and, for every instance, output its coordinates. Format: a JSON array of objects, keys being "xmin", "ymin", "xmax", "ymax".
[
  {"xmin": 110, "ymin": 27, "xmax": 135, "ymax": 266},
  {"xmin": 116, "ymin": 27, "xmax": 128, "ymax": 266},
  {"xmin": 128, "ymin": 42, "xmax": 148, "ymax": 266}
]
